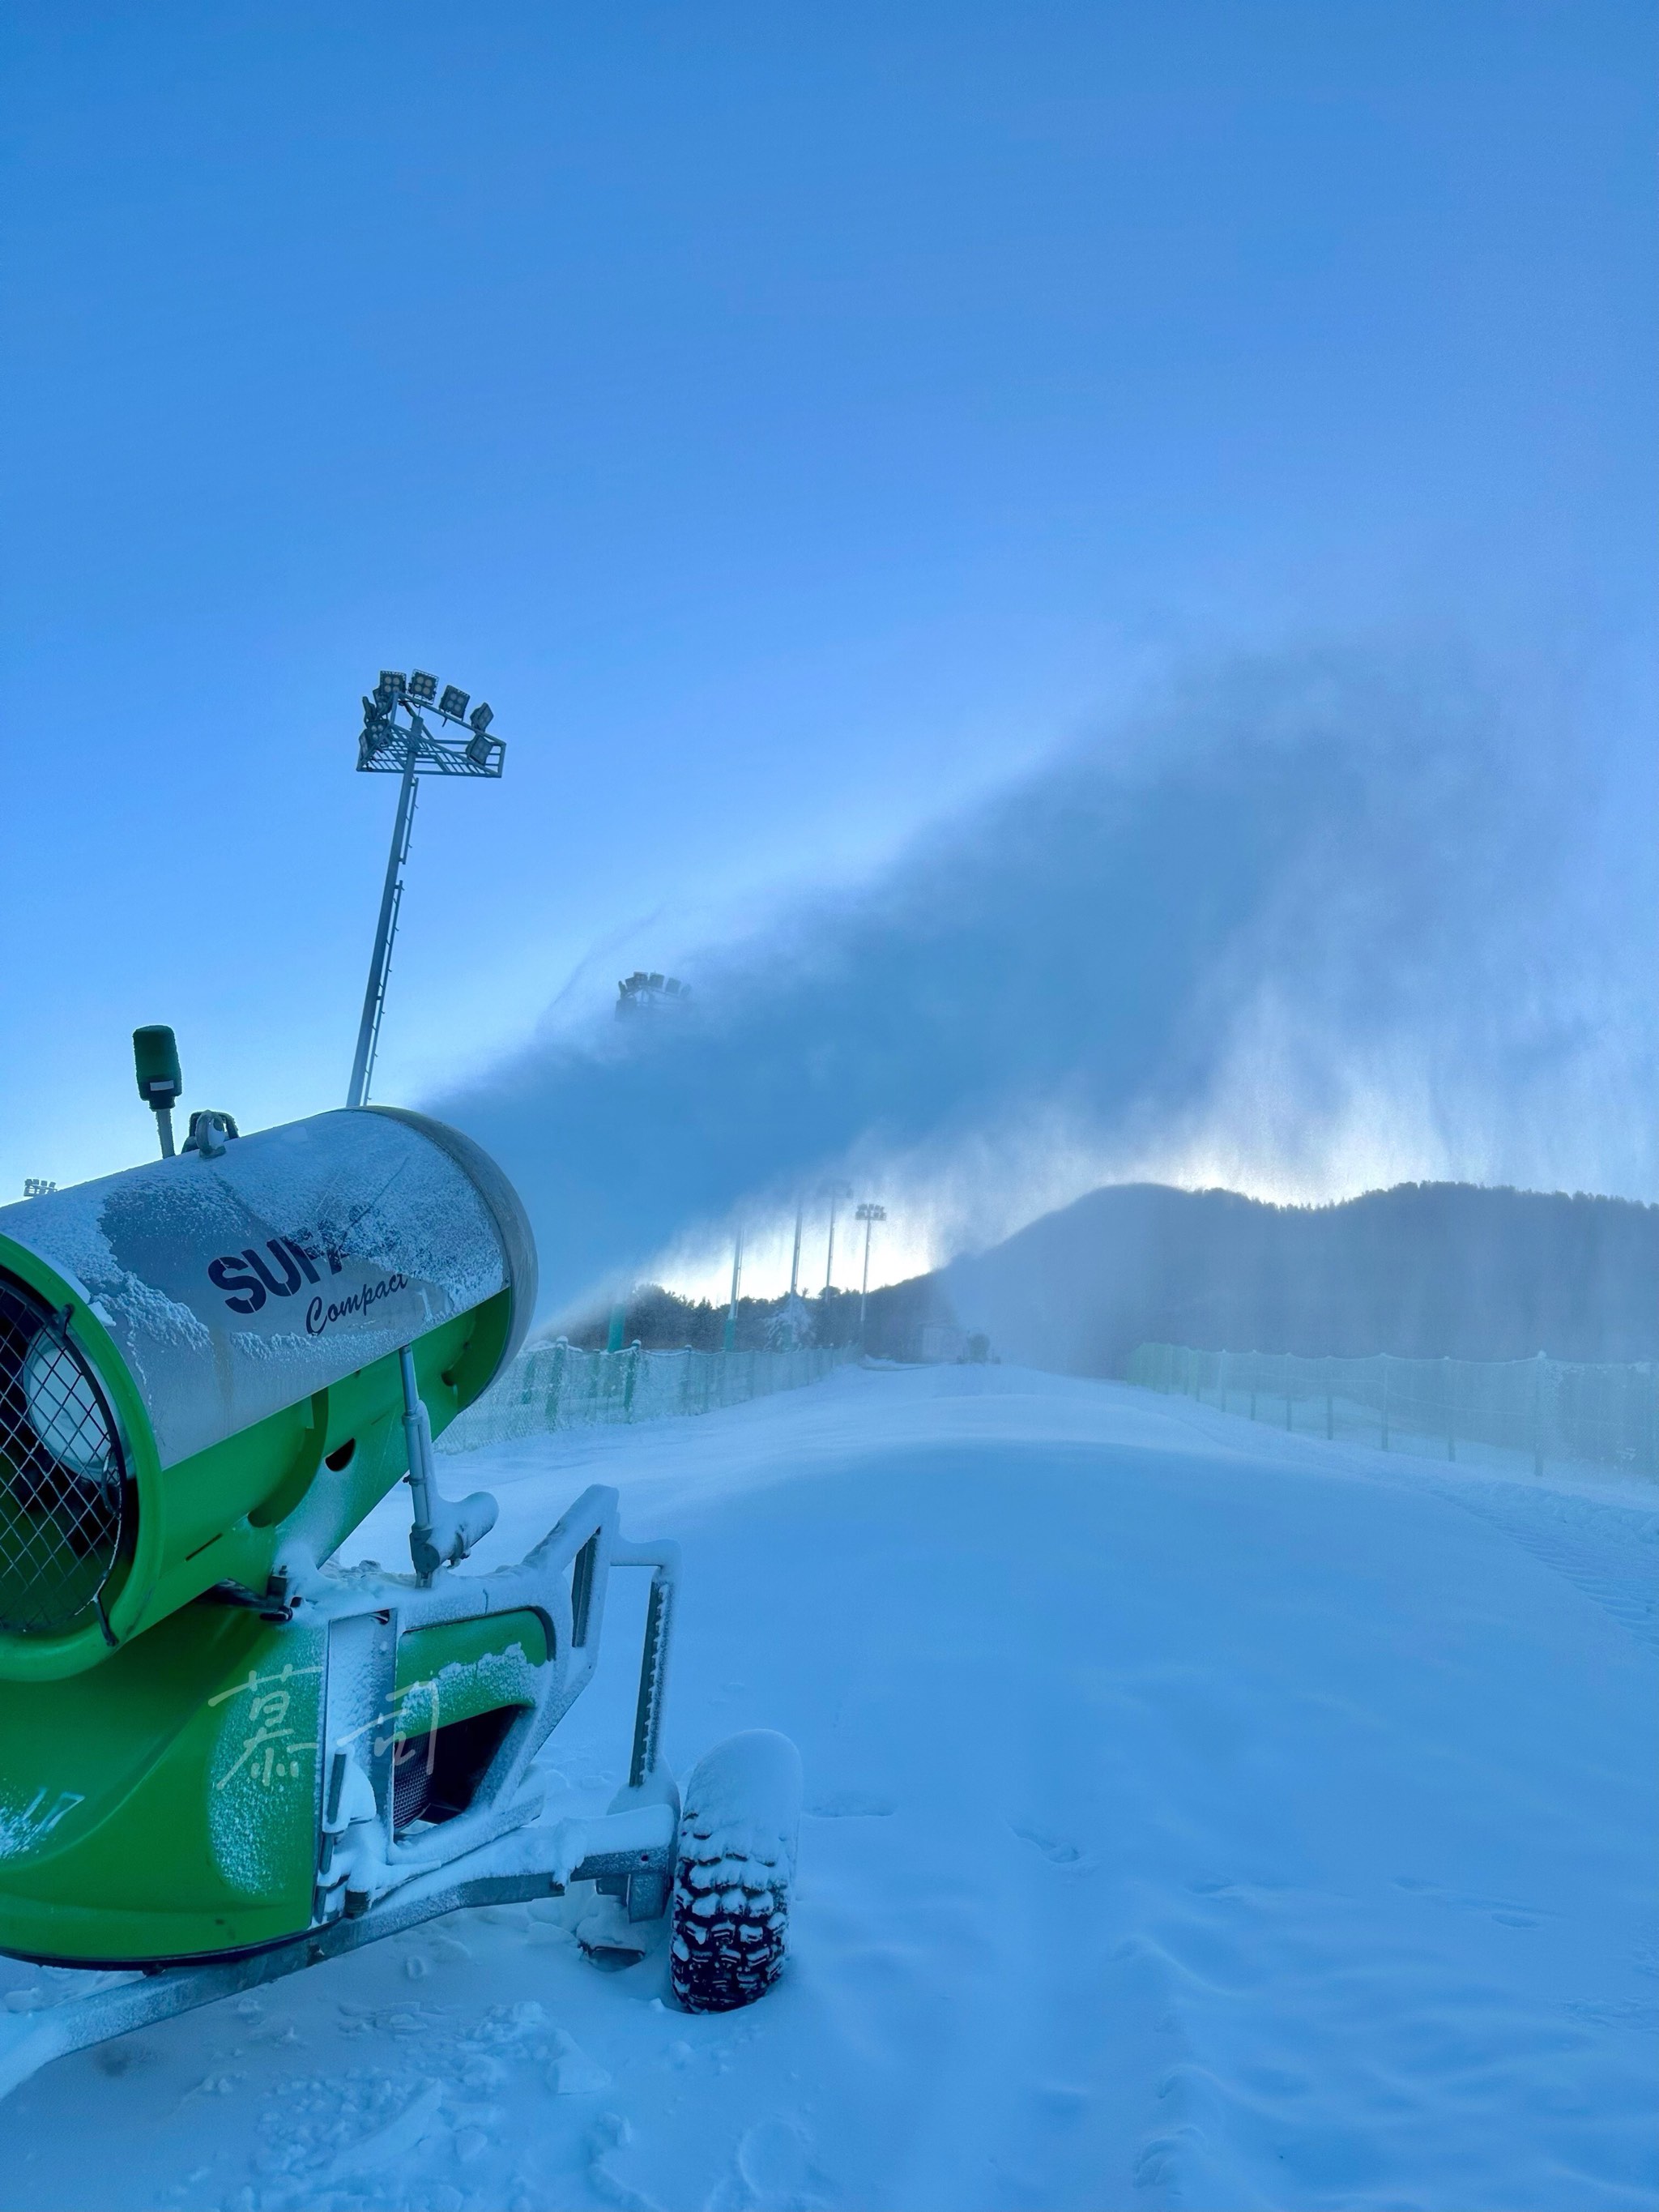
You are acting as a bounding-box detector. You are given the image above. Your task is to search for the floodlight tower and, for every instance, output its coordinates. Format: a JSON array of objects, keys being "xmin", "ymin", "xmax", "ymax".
[
  {"xmin": 347, "ymin": 670, "xmax": 505, "ymax": 1108},
  {"xmin": 821, "ymin": 1180, "xmax": 853, "ymax": 1292},
  {"xmin": 723, "ymin": 1228, "xmax": 744, "ymax": 1354},
  {"xmin": 855, "ymin": 1202, "xmax": 886, "ymax": 1348}
]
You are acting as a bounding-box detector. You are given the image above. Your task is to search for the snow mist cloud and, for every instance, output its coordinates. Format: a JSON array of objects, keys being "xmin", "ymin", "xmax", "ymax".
[{"xmin": 433, "ymin": 645, "xmax": 1652, "ymax": 1319}]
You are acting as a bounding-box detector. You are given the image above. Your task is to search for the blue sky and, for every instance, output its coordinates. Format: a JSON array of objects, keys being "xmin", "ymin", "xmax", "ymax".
[{"xmin": 2, "ymin": 3, "xmax": 1653, "ymax": 1280}]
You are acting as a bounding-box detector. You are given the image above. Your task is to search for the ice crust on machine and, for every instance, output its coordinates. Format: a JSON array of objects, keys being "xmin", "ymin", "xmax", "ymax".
[{"xmin": 0, "ymin": 1106, "xmax": 535, "ymax": 1470}]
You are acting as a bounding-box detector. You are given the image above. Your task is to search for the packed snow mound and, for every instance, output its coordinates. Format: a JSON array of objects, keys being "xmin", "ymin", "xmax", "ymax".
[{"xmin": 2, "ymin": 1363, "xmax": 1654, "ymax": 2210}]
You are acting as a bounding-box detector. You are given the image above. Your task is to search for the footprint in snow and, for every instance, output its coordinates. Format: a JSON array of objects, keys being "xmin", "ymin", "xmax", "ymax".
[
  {"xmin": 586, "ymin": 2111, "xmax": 661, "ymax": 2212},
  {"xmin": 548, "ymin": 2027, "xmax": 613, "ymax": 2095},
  {"xmin": 707, "ymin": 2117, "xmax": 826, "ymax": 2210},
  {"xmin": 1393, "ymin": 1876, "xmax": 1543, "ymax": 1926},
  {"xmin": 1010, "ymin": 1822, "xmax": 1095, "ymax": 1873},
  {"xmin": 320, "ymin": 2077, "xmax": 445, "ymax": 2187}
]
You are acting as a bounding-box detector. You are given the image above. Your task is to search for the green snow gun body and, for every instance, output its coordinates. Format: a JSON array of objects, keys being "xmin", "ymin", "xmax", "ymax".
[
  {"xmin": 0, "ymin": 1097, "xmax": 795, "ymax": 2085},
  {"xmin": 0, "ymin": 1105, "xmax": 543, "ymax": 1964}
]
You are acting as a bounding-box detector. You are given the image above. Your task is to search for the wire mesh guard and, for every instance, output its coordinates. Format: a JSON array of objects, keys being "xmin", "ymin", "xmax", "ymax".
[{"xmin": 0, "ymin": 1277, "xmax": 127, "ymax": 1635}]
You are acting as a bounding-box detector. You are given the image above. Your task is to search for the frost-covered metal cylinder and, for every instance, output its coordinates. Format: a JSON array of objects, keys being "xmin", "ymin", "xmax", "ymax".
[
  {"xmin": 0, "ymin": 1108, "xmax": 535, "ymax": 1472},
  {"xmin": 0, "ymin": 1107, "xmax": 535, "ymax": 1676}
]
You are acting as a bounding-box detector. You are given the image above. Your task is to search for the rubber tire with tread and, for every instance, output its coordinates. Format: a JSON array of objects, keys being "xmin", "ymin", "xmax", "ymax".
[{"xmin": 669, "ymin": 1731, "xmax": 800, "ymax": 2013}]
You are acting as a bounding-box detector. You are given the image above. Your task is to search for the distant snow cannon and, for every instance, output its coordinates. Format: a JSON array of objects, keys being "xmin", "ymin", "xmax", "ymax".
[
  {"xmin": 0, "ymin": 1104, "xmax": 531, "ymax": 1680},
  {"xmin": 0, "ymin": 1057, "xmax": 798, "ymax": 2093}
]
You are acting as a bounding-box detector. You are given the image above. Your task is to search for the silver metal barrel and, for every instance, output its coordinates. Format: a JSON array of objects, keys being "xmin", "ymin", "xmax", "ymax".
[{"xmin": 0, "ymin": 1107, "xmax": 536, "ymax": 1473}]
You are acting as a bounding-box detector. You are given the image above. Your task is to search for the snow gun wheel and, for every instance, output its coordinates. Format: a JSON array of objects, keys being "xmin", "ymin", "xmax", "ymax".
[{"xmin": 670, "ymin": 1730, "xmax": 801, "ymax": 2013}]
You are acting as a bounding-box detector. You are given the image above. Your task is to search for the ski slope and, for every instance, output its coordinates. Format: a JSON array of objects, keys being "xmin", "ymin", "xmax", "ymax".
[{"xmin": 4, "ymin": 1364, "xmax": 1655, "ymax": 2211}]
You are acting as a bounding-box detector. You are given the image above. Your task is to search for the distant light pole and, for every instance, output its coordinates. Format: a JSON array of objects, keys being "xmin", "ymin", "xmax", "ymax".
[
  {"xmin": 821, "ymin": 1181, "xmax": 853, "ymax": 1292},
  {"xmin": 787, "ymin": 1200, "xmax": 804, "ymax": 1300},
  {"xmin": 855, "ymin": 1203, "xmax": 886, "ymax": 1348},
  {"xmin": 347, "ymin": 670, "xmax": 505, "ymax": 1108},
  {"xmin": 723, "ymin": 1228, "xmax": 744, "ymax": 1354}
]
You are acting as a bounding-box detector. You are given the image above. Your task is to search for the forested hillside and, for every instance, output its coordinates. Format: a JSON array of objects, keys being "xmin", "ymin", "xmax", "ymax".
[{"xmin": 936, "ymin": 1182, "xmax": 1659, "ymax": 1372}]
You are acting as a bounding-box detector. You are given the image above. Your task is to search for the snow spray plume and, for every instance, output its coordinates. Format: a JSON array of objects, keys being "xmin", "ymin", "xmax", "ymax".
[{"xmin": 433, "ymin": 647, "xmax": 1636, "ymax": 1319}]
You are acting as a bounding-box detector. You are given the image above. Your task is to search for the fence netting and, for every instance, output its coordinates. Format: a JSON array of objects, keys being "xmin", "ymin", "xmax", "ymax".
[
  {"xmin": 1124, "ymin": 1343, "xmax": 1659, "ymax": 1479},
  {"xmin": 438, "ymin": 1339, "xmax": 851, "ymax": 1455}
]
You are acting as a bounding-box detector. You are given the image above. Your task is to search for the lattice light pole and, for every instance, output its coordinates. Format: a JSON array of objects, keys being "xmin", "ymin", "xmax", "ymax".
[{"xmin": 347, "ymin": 670, "xmax": 505, "ymax": 1108}]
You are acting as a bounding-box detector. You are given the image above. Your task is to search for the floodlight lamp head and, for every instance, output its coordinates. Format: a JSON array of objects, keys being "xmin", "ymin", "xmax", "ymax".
[
  {"xmin": 377, "ymin": 670, "xmax": 407, "ymax": 703},
  {"xmin": 437, "ymin": 684, "xmax": 470, "ymax": 723},
  {"xmin": 407, "ymin": 670, "xmax": 438, "ymax": 706},
  {"xmin": 467, "ymin": 702, "xmax": 494, "ymax": 735}
]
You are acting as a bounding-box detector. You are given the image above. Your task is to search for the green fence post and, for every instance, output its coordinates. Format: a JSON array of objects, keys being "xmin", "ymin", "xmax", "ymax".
[
  {"xmin": 1533, "ymin": 1352, "xmax": 1545, "ymax": 1479},
  {"xmin": 1380, "ymin": 1356, "xmax": 1389, "ymax": 1451}
]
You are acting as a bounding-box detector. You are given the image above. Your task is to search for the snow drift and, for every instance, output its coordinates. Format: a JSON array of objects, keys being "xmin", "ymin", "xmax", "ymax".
[{"xmin": 3, "ymin": 1365, "xmax": 1653, "ymax": 2209}]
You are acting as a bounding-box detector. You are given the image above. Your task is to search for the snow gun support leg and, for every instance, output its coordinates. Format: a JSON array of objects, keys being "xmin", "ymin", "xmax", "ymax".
[
  {"xmin": 0, "ymin": 1486, "xmax": 687, "ymax": 2101},
  {"xmin": 0, "ymin": 1864, "xmax": 571, "ymax": 2104},
  {"xmin": 587, "ymin": 1541, "xmax": 680, "ymax": 1937}
]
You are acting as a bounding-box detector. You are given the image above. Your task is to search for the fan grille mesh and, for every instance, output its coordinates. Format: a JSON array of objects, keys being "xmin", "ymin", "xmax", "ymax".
[{"xmin": 0, "ymin": 1275, "xmax": 128, "ymax": 1636}]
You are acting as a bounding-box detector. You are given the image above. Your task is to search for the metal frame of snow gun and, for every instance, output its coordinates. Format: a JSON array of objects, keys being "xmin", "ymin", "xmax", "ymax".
[
  {"xmin": 0, "ymin": 1862, "xmax": 577, "ymax": 2103},
  {"xmin": 313, "ymin": 1482, "xmax": 680, "ymax": 1931},
  {"xmin": 0, "ymin": 1483, "xmax": 680, "ymax": 2102}
]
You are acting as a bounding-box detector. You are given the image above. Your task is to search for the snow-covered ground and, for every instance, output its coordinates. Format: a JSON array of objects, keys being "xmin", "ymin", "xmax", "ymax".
[{"xmin": 4, "ymin": 1364, "xmax": 1656, "ymax": 2211}]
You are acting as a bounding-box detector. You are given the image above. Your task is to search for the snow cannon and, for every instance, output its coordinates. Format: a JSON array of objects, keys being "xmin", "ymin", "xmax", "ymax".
[
  {"xmin": 0, "ymin": 1094, "xmax": 800, "ymax": 2101},
  {"xmin": 0, "ymin": 1104, "xmax": 531, "ymax": 1680}
]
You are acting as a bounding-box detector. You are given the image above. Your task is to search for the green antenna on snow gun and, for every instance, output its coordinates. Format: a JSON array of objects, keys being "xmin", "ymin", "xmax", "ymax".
[{"xmin": 132, "ymin": 1024, "xmax": 182, "ymax": 1158}]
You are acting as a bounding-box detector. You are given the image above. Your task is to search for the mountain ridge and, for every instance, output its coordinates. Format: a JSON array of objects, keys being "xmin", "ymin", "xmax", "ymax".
[{"xmin": 930, "ymin": 1179, "xmax": 1659, "ymax": 1371}]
